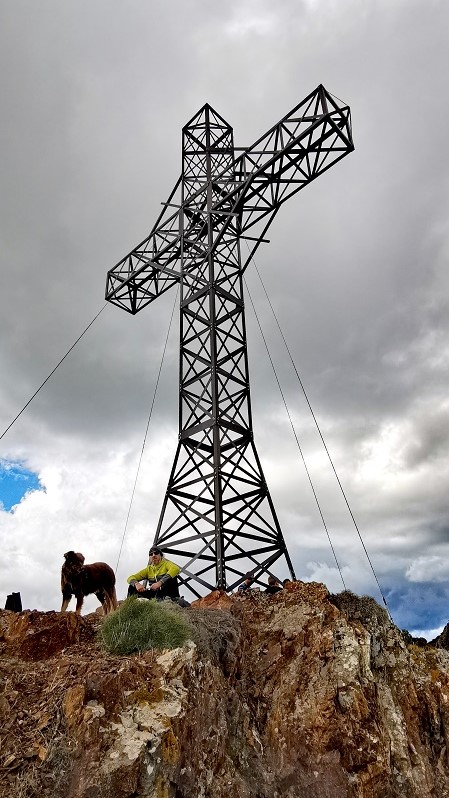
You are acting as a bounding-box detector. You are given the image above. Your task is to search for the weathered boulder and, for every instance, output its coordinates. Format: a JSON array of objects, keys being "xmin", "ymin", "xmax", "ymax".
[{"xmin": 0, "ymin": 608, "xmax": 96, "ymax": 659}]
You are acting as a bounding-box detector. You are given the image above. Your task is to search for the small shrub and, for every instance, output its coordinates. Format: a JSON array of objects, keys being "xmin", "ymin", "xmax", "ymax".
[{"xmin": 98, "ymin": 597, "xmax": 191, "ymax": 655}]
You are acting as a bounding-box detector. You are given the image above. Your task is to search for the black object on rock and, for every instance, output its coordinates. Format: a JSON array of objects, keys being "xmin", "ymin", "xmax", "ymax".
[{"xmin": 5, "ymin": 592, "xmax": 22, "ymax": 612}]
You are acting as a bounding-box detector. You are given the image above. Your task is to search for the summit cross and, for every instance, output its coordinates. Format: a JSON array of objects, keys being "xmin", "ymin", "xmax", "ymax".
[{"xmin": 106, "ymin": 85, "xmax": 354, "ymax": 597}]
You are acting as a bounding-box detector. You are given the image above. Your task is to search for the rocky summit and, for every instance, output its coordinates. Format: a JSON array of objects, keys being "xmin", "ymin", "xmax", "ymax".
[{"xmin": 1, "ymin": 582, "xmax": 449, "ymax": 798}]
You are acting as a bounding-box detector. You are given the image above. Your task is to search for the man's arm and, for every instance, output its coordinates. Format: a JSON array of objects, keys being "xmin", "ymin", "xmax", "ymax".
[
  {"xmin": 159, "ymin": 560, "xmax": 180, "ymax": 579},
  {"xmin": 127, "ymin": 566, "xmax": 149, "ymax": 585}
]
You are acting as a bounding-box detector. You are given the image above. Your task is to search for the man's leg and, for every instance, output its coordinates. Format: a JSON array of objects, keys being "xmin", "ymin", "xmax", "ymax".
[
  {"xmin": 127, "ymin": 584, "xmax": 154, "ymax": 600},
  {"xmin": 159, "ymin": 577, "xmax": 180, "ymax": 600}
]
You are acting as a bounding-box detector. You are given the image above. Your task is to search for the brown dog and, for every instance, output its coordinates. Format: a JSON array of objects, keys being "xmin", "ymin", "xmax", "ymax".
[{"xmin": 61, "ymin": 551, "xmax": 118, "ymax": 615}]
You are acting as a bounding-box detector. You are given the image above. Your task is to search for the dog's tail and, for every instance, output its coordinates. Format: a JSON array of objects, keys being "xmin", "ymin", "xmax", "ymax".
[
  {"xmin": 103, "ymin": 585, "xmax": 118, "ymax": 614},
  {"xmin": 109, "ymin": 586, "xmax": 118, "ymax": 612}
]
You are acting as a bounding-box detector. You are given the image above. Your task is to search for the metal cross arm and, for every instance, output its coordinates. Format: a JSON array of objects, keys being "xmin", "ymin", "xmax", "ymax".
[
  {"xmin": 105, "ymin": 85, "xmax": 353, "ymax": 315},
  {"xmin": 105, "ymin": 176, "xmax": 184, "ymax": 315},
  {"xmin": 213, "ymin": 84, "xmax": 353, "ymax": 268}
]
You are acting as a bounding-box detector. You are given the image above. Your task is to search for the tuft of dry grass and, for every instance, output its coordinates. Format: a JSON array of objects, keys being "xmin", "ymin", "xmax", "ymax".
[
  {"xmin": 13, "ymin": 741, "xmax": 72, "ymax": 798},
  {"xmin": 184, "ymin": 606, "xmax": 241, "ymax": 667},
  {"xmin": 328, "ymin": 590, "xmax": 390, "ymax": 633}
]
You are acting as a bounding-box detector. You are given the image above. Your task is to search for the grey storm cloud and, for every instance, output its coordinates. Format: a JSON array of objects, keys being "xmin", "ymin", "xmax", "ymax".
[{"xmin": 1, "ymin": 0, "xmax": 449, "ymax": 635}]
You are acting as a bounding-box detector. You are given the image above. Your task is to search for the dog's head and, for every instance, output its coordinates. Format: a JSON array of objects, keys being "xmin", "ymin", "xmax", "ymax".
[{"xmin": 63, "ymin": 551, "xmax": 85, "ymax": 570}]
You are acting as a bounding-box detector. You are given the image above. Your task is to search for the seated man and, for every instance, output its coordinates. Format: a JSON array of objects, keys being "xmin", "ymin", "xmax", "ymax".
[
  {"xmin": 264, "ymin": 575, "xmax": 283, "ymax": 594},
  {"xmin": 237, "ymin": 572, "xmax": 255, "ymax": 591},
  {"xmin": 127, "ymin": 547, "xmax": 181, "ymax": 601}
]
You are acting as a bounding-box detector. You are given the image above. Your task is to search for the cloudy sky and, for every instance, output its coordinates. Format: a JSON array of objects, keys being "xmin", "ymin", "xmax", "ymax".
[{"xmin": 1, "ymin": 0, "xmax": 449, "ymax": 637}]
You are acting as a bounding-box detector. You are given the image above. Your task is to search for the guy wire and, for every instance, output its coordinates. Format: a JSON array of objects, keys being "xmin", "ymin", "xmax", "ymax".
[
  {"xmin": 247, "ymin": 251, "xmax": 392, "ymax": 618},
  {"xmin": 0, "ymin": 304, "xmax": 108, "ymax": 442},
  {"xmin": 243, "ymin": 275, "xmax": 347, "ymax": 592}
]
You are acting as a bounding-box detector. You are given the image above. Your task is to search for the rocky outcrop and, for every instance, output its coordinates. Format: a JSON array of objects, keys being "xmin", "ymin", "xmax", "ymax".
[
  {"xmin": 1, "ymin": 583, "xmax": 449, "ymax": 797},
  {"xmin": 431, "ymin": 621, "xmax": 449, "ymax": 651}
]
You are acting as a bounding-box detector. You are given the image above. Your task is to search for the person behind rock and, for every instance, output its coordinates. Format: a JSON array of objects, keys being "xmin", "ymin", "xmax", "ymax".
[
  {"xmin": 238, "ymin": 572, "xmax": 255, "ymax": 591},
  {"xmin": 127, "ymin": 547, "xmax": 181, "ymax": 601},
  {"xmin": 265, "ymin": 576, "xmax": 283, "ymax": 595}
]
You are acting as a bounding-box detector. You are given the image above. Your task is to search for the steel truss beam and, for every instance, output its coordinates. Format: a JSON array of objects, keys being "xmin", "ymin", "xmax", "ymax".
[{"xmin": 106, "ymin": 86, "xmax": 354, "ymax": 594}]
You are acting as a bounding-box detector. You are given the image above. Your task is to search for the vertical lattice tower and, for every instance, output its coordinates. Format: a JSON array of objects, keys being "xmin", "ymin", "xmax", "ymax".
[{"xmin": 154, "ymin": 105, "xmax": 294, "ymax": 594}]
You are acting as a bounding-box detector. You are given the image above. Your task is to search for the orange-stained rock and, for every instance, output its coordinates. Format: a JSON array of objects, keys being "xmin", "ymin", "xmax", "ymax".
[
  {"xmin": 63, "ymin": 685, "xmax": 86, "ymax": 728},
  {"xmin": 0, "ymin": 609, "xmax": 96, "ymax": 660},
  {"xmin": 1, "ymin": 587, "xmax": 449, "ymax": 798},
  {"xmin": 191, "ymin": 589, "xmax": 235, "ymax": 610}
]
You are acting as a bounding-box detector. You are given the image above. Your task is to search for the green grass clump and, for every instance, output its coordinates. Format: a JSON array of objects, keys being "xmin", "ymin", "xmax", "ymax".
[{"xmin": 98, "ymin": 597, "xmax": 191, "ymax": 655}]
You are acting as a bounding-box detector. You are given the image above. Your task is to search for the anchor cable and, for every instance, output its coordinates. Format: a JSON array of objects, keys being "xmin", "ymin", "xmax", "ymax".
[
  {"xmin": 0, "ymin": 303, "xmax": 108, "ymax": 442},
  {"xmin": 248, "ymin": 255, "xmax": 391, "ymax": 617},
  {"xmin": 243, "ymin": 276, "xmax": 347, "ymax": 592},
  {"xmin": 115, "ymin": 286, "xmax": 179, "ymax": 573}
]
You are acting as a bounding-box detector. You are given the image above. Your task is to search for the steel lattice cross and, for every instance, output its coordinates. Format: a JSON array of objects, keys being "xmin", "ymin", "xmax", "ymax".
[{"xmin": 106, "ymin": 85, "xmax": 354, "ymax": 597}]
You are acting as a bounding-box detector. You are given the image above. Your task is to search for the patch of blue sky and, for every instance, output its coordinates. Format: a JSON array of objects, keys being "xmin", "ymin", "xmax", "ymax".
[{"xmin": 0, "ymin": 461, "xmax": 44, "ymax": 512}]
